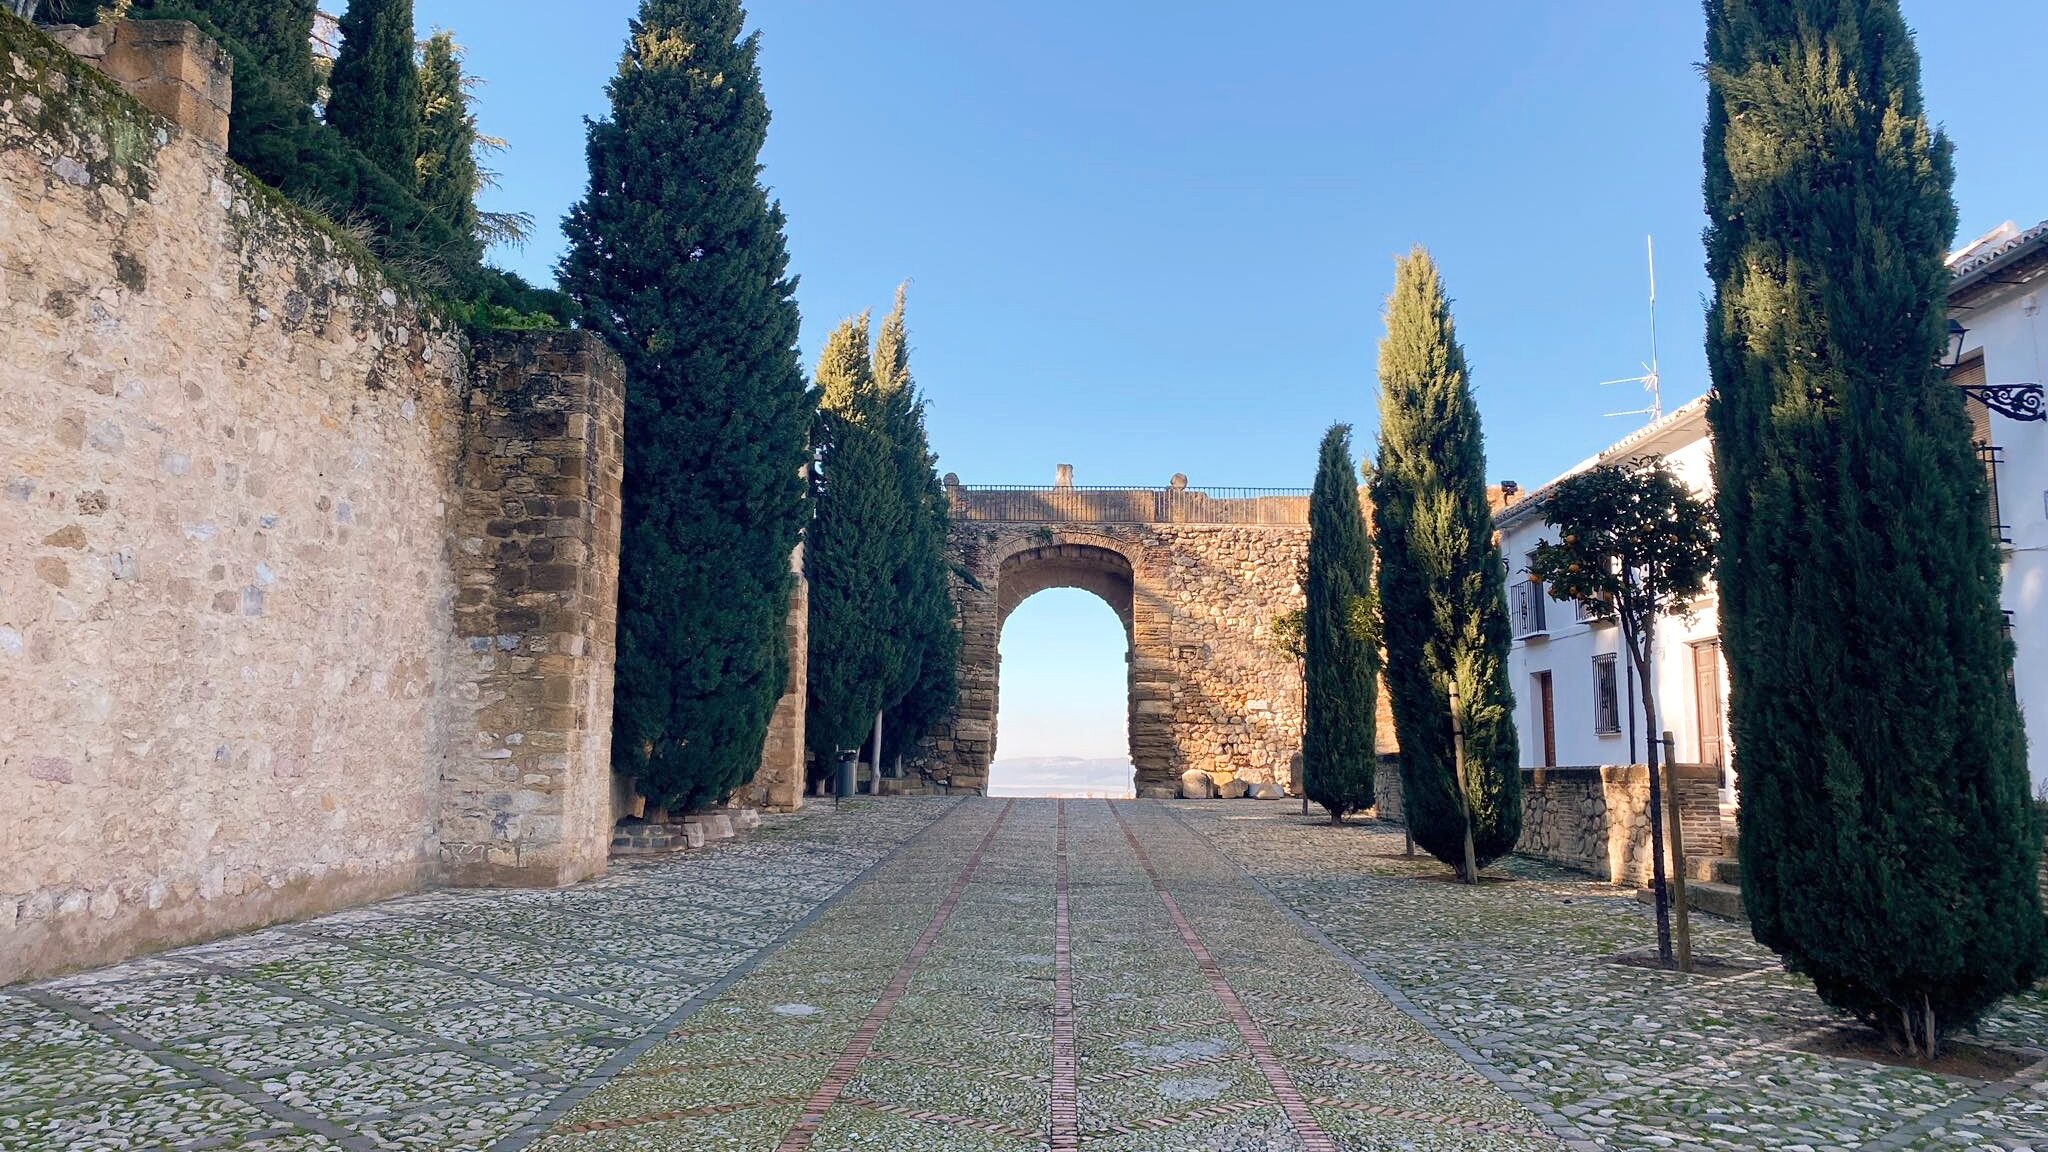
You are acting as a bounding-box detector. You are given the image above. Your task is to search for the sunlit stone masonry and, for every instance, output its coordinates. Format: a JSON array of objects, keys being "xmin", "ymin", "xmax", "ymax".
[
  {"xmin": 1, "ymin": 18, "xmax": 627, "ymax": 984},
  {"xmin": 913, "ymin": 472, "xmax": 1323, "ymax": 798}
]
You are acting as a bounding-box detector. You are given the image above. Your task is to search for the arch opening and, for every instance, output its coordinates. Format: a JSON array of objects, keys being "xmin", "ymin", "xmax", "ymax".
[{"xmin": 989, "ymin": 543, "xmax": 1139, "ymax": 798}]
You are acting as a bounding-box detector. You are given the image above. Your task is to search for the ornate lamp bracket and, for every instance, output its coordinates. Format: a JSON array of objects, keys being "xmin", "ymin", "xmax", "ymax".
[{"xmin": 1956, "ymin": 383, "xmax": 2047, "ymax": 423}]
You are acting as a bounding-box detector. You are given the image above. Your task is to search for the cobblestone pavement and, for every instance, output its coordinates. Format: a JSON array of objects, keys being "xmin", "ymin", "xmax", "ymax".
[
  {"xmin": 0, "ymin": 798, "xmax": 953, "ymax": 1152},
  {"xmin": 17, "ymin": 797, "xmax": 2048, "ymax": 1151},
  {"xmin": 535, "ymin": 799, "xmax": 1563, "ymax": 1152},
  {"xmin": 1168, "ymin": 802, "xmax": 2048, "ymax": 1152}
]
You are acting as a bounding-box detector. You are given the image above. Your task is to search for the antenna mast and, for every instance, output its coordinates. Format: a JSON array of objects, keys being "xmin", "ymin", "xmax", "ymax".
[{"xmin": 1600, "ymin": 235, "xmax": 1664, "ymax": 424}]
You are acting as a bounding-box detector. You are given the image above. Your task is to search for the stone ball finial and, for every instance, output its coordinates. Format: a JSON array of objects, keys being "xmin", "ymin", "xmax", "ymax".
[
  {"xmin": 1169, "ymin": 473, "xmax": 1188, "ymax": 490},
  {"xmin": 943, "ymin": 472, "xmax": 959, "ymax": 488},
  {"xmin": 1054, "ymin": 464, "xmax": 1074, "ymax": 488}
]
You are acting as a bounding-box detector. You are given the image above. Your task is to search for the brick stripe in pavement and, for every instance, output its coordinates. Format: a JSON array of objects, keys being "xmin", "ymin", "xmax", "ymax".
[
  {"xmin": 771, "ymin": 798, "xmax": 1017, "ymax": 1152},
  {"xmin": 1108, "ymin": 801, "xmax": 1339, "ymax": 1152},
  {"xmin": 1050, "ymin": 798, "xmax": 1080, "ymax": 1151}
]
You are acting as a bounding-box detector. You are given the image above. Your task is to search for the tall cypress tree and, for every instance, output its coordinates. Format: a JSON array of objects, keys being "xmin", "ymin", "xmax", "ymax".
[
  {"xmin": 1706, "ymin": 0, "xmax": 2041, "ymax": 1055},
  {"xmin": 872, "ymin": 285, "xmax": 958, "ymax": 768},
  {"xmin": 1372, "ymin": 249, "xmax": 1521, "ymax": 879},
  {"xmin": 413, "ymin": 30, "xmax": 480, "ymax": 244},
  {"xmin": 326, "ymin": 0, "xmax": 420, "ymax": 188},
  {"xmin": 1303, "ymin": 425, "xmax": 1378, "ymax": 824},
  {"xmin": 806, "ymin": 314, "xmax": 910, "ymax": 765},
  {"xmin": 562, "ymin": 0, "xmax": 812, "ymax": 812}
]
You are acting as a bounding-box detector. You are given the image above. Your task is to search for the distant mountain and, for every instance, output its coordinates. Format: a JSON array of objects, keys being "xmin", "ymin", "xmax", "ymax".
[{"xmin": 988, "ymin": 756, "xmax": 1136, "ymax": 799}]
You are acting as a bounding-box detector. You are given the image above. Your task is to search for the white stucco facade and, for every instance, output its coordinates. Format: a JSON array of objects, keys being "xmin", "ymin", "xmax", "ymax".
[
  {"xmin": 1498, "ymin": 218, "xmax": 2048, "ymax": 795},
  {"xmin": 1498, "ymin": 401, "xmax": 1731, "ymax": 796},
  {"xmin": 1950, "ymin": 221, "xmax": 2048, "ymax": 794}
]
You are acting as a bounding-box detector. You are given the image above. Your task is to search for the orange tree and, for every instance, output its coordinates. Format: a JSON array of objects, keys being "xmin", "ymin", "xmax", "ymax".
[{"xmin": 1528, "ymin": 457, "xmax": 1715, "ymax": 965}]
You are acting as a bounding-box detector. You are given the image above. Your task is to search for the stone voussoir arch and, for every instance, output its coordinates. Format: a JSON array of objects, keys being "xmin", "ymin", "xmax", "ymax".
[{"xmin": 910, "ymin": 472, "xmax": 1311, "ymax": 798}]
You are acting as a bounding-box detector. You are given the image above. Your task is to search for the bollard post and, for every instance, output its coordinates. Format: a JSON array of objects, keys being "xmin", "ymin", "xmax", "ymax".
[{"xmin": 835, "ymin": 750, "xmax": 857, "ymax": 811}]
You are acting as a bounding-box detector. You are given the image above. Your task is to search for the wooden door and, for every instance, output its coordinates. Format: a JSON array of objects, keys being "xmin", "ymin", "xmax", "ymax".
[
  {"xmin": 1534, "ymin": 671, "xmax": 1557, "ymax": 768},
  {"xmin": 1692, "ymin": 639, "xmax": 1725, "ymax": 767}
]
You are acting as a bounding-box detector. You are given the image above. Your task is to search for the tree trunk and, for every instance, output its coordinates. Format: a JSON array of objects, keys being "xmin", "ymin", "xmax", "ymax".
[
  {"xmin": 1662, "ymin": 730, "xmax": 1693, "ymax": 973},
  {"xmin": 873, "ymin": 711, "xmax": 884, "ymax": 784},
  {"xmin": 1449, "ymin": 679, "xmax": 1479, "ymax": 884},
  {"xmin": 1632, "ymin": 620, "xmax": 1674, "ymax": 966}
]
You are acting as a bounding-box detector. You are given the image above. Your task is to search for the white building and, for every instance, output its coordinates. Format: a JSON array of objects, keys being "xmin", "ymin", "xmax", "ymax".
[
  {"xmin": 1497, "ymin": 218, "xmax": 2048, "ymax": 795},
  {"xmin": 1951, "ymin": 220, "xmax": 2048, "ymax": 792},
  {"xmin": 1496, "ymin": 399, "xmax": 1731, "ymax": 799}
]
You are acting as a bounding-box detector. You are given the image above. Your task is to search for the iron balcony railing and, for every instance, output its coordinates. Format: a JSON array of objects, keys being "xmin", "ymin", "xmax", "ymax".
[
  {"xmin": 1978, "ymin": 444, "xmax": 2012, "ymax": 547},
  {"xmin": 948, "ymin": 485, "xmax": 1310, "ymax": 526}
]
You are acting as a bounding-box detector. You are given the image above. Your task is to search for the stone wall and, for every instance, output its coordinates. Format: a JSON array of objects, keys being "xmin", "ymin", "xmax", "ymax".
[
  {"xmin": 921, "ymin": 520, "xmax": 1309, "ymax": 796},
  {"xmin": 0, "ymin": 20, "xmax": 624, "ymax": 983},
  {"xmin": 1518, "ymin": 765, "xmax": 1724, "ymax": 884},
  {"xmin": 738, "ymin": 545, "xmax": 807, "ymax": 812},
  {"xmin": 440, "ymin": 333, "xmax": 624, "ymax": 886},
  {"xmin": 1373, "ymin": 763, "xmax": 1727, "ymax": 883}
]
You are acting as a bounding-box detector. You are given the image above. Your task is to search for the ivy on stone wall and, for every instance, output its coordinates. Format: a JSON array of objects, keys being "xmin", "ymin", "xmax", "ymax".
[{"xmin": 122, "ymin": 0, "xmax": 567, "ymax": 330}]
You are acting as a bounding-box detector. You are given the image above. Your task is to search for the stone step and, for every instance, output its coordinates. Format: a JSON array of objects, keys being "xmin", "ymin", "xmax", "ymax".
[
  {"xmin": 610, "ymin": 825, "xmax": 683, "ymax": 856},
  {"xmin": 1688, "ymin": 855, "xmax": 1741, "ymax": 885},
  {"xmin": 875, "ymin": 778, "xmax": 933, "ymax": 797},
  {"xmin": 1636, "ymin": 879, "xmax": 1745, "ymax": 922}
]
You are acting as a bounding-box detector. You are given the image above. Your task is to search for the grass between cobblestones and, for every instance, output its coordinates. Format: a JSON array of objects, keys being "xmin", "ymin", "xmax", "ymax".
[
  {"xmin": 1167, "ymin": 801, "xmax": 2048, "ymax": 1152},
  {"xmin": 0, "ymin": 799, "xmax": 953, "ymax": 1152},
  {"xmin": 9, "ymin": 796, "xmax": 2048, "ymax": 1150}
]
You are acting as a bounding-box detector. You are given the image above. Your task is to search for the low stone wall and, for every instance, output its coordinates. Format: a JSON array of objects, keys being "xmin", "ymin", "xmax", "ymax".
[
  {"xmin": 1371, "ymin": 761, "xmax": 1725, "ymax": 884},
  {"xmin": 1370, "ymin": 756, "xmax": 1404, "ymax": 823}
]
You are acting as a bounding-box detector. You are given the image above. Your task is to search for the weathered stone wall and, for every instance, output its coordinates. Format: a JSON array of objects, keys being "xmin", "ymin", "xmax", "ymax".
[
  {"xmin": 739, "ymin": 545, "xmax": 808, "ymax": 812},
  {"xmin": 1154, "ymin": 526, "xmax": 1309, "ymax": 793},
  {"xmin": 1374, "ymin": 763, "xmax": 1726, "ymax": 883},
  {"xmin": 921, "ymin": 520, "xmax": 1308, "ymax": 796},
  {"xmin": 440, "ymin": 333, "xmax": 624, "ymax": 886},
  {"xmin": 0, "ymin": 20, "xmax": 625, "ymax": 983}
]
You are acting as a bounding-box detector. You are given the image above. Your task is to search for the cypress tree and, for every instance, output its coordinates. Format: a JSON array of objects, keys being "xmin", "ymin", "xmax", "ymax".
[
  {"xmin": 1705, "ymin": 0, "xmax": 2041, "ymax": 1054},
  {"xmin": 413, "ymin": 30, "xmax": 480, "ymax": 244},
  {"xmin": 873, "ymin": 284, "xmax": 959, "ymax": 769},
  {"xmin": 806, "ymin": 314, "xmax": 910, "ymax": 764},
  {"xmin": 561, "ymin": 0, "xmax": 812, "ymax": 812},
  {"xmin": 1372, "ymin": 249, "xmax": 1521, "ymax": 879},
  {"xmin": 1303, "ymin": 424, "xmax": 1378, "ymax": 823},
  {"xmin": 326, "ymin": 0, "xmax": 421, "ymax": 188}
]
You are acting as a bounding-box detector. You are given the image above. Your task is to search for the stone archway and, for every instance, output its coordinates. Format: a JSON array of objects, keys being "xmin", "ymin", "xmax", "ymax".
[
  {"xmin": 914, "ymin": 479, "xmax": 1314, "ymax": 798},
  {"xmin": 989, "ymin": 540, "xmax": 1163, "ymax": 794}
]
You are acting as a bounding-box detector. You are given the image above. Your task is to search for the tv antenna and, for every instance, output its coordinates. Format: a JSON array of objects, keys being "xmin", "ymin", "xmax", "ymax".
[{"xmin": 1600, "ymin": 236, "xmax": 1663, "ymax": 424}]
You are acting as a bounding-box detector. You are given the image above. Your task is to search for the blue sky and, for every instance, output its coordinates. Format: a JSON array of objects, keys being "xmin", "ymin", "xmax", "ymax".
[{"xmin": 418, "ymin": 0, "xmax": 2046, "ymax": 766}]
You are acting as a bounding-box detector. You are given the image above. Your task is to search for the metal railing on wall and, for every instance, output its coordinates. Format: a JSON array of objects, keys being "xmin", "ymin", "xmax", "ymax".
[
  {"xmin": 1978, "ymin": 444, "xmax": 2012, "ymax": 546},
  {"xmin": 948, "ymin": 485, "xmax": 1310, "ymax": 526}
]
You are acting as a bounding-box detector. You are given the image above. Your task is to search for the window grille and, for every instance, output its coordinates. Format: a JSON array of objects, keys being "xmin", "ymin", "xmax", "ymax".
[
  {"xmin": 1977, "ymin": 443, "xmax": 2011, "ymax": 546},
  {"xmin": 1593, "ymin": 655, "xmax": 1621, "ymax": 735},
  {"xmin": 1512, "ymin": 579, "xmax": 1549, "ymax": 639}
]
